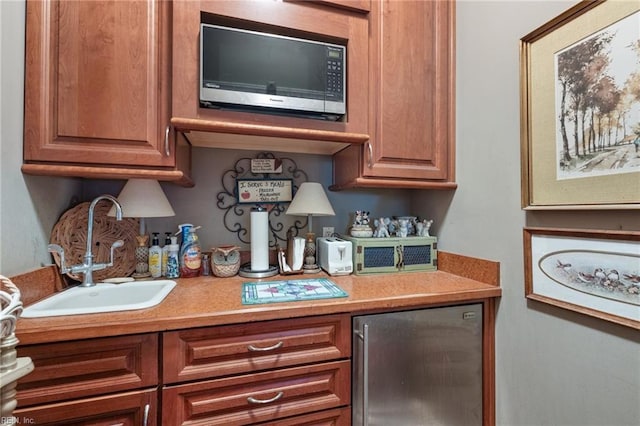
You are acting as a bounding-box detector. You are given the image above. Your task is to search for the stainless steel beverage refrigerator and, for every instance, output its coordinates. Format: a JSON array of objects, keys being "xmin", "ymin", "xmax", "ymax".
[{"xmin": 352, "ymin": 303, "xmax": 483, "ymax": 425}]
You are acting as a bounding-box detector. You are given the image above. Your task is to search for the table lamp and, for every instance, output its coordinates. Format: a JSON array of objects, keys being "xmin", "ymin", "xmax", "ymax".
[
  {"xmin": 108, "ymin": 179, "xmax": 175, "ymax": 278},
  {"xmin": 285, "ymin": 182, "xmax": 335, "ymax": 273}
]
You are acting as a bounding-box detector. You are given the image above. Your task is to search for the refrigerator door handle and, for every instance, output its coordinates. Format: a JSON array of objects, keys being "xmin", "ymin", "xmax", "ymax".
[{"xmin": 355, "ymin": 323, "xmax": 370, "ymax": 426}]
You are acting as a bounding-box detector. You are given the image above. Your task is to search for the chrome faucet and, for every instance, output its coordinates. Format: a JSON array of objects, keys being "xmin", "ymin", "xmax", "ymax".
[{"xmin": 48, "ymin": 195, "xmax": 124, "ymax": 287}]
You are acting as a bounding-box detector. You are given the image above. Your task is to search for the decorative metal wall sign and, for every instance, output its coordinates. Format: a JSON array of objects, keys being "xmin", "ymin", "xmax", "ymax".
[{"xmin": 217, "ymin": 152, "xmax": 308, "ymax": 247}]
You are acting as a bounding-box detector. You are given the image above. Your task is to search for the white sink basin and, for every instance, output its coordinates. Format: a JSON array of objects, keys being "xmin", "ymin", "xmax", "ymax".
[{"xmin": 21, "ymin": 280, "xmax": 177, "ymax": 318}]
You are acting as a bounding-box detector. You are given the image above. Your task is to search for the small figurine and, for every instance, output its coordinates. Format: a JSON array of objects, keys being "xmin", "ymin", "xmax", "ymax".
[
  {"xmin": 373, "ymin": 217, "xmax": 390, "ymax": 238},
  {"xmin": 415, "ymin": 219, "xmax": 433, "ymax": 237},
  {"xmin": 351, "ymin": 210, "xmax": 373, "ymax": 237},
  {"xmin": 397, "ymin": 218, "xmax": 410, "ymax": 238},
  {"xmin": 354, "ymin": 210, "xmax": 370, "ymax": 226},
  {"xmin": 211, "ymin": 245, "xmax": 241, "ymax": 277}
]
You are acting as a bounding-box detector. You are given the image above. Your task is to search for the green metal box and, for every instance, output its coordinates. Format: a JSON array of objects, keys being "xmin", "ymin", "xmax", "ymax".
[{"xmin": 342, "ymin": 235, "xmax": 437, "ymax": 275}]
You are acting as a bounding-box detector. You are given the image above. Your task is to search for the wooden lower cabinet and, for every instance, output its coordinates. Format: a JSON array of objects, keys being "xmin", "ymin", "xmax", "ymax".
[
  {"xmin": 16, "ymin": 334, "xmax": 158, "ymax": 407},
  {"xmin": 162, "ymin": 314, "xmax": 352, "ymax": 425},
  {"xmin": 163, "ymin": 314, "xmax": 351, "ymax": 383},
  {"xmin": 162, "ymin": 361, "xmax": 350, "ymax": 425},
  {"xmin": 15, "ymin": 333, "xmax": 159, "ymax": 425},
  {"xmin": 260, "ymin": 406, "xmax": 351, "ymax": 425},
  {"xmin": 13, "ymin": 389, "xmax": 156, "ymax": 426}
]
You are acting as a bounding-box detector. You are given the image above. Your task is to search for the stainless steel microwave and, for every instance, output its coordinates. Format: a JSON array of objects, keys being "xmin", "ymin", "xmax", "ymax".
[{"xmin": 200, "ymin": 23, "xmax": 346, "ymax": 120}]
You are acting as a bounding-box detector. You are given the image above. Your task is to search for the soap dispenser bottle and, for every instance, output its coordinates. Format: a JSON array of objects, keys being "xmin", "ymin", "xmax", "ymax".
[
  {"xmin": 166, "ymin": 236, "xmax": 180, "ymax": 279},
  {"xmin": 178, "ymin": 224, "xmax": 202, "ymax": 278},
  {"xmin": 161, "ymin": 232, "xmax": 171, "ymax": 277},
  {"xmin": 148, "ymin": 232, "xmax": 162, "ymax": 278}
]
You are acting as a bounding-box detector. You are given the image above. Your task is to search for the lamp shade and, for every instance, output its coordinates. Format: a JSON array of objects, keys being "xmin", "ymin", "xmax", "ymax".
[
  {"xmin": 286, "ymin": 182, "xmax": 335, "ymax": 217},
  {"xmin": 108, "ymin": 179, "xmax": 175, "ymax": 218}
]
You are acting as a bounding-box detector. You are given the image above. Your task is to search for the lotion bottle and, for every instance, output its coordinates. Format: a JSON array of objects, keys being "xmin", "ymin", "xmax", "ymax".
[
  {"xmin": 166, "ymin": 237, "xmax": 180, "ymax": 279},
  {"xmin": 148, "ymin": 232, "xmax": 162, "ymax": 278},
  {"xmin": 161, "ymin": 232, "xmax": 171, "ymax": 277}
]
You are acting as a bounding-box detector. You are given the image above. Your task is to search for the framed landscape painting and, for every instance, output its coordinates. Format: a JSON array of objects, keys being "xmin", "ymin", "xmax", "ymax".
[
  {"xmin": 524, "ymin": 227, "xmax": 640, "ymax": 329},
  {"xmin": 521, "ymin": 0, "xmax": 640, "ymax": 209}
]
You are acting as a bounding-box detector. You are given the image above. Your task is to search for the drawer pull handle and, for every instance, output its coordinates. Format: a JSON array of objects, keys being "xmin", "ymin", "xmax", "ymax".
[
  {"xmin": 164, "ymin": 125, "xmax": 171, "ymax": 156},
  {"xmin": 142, "ymin": 403, "xmax": 150, "ymax": 426},
  {"xmin": 366, "ymin": 142, "xmax": 373, "ymax": 168},
  {"xmin": 247, "ymin": 341, "xmax": 284, "ymax": 352},
  {"xmin": 247, "ymin": 391, "xmax": 284, "ymax": 405}
]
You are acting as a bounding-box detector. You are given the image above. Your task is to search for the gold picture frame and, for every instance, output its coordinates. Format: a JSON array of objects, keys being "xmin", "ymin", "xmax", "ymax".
[
  {"xmin": 520, "ymin": 0, "xmax": 640, "ymax": 210},
  {"xmin": 524, "ymin": 227, "xmax": 640, "ymax": 330}
]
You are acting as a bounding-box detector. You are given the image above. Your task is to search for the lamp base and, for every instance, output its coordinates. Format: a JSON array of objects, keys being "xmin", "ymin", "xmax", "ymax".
[
  {"xmin": 238, "ymin": 264, "xmax": 279, "ymax": 279},
  {"xmin": 301, "ymin": 232, "xmax": 321, "ymax": 274},
  {"xmin": 303, "ymin": 265, "xmax": 322, "ymax": 274},
  {"xmin": 132, "ymin": 272, "xmax": 152, "ymax": 280}
]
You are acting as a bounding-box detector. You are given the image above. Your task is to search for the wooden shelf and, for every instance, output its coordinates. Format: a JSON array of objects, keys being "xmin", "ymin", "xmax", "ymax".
[
  {"xmin": 21, "ymin": 164, "xmax": 194, "ymax": 187},
  {"xmin": 329, "ymin": 177, "xmax": 458, "ymax": 191},
  {"xmin": 172, "ymin": 117, "xmax": 369, "ymax": 155}
]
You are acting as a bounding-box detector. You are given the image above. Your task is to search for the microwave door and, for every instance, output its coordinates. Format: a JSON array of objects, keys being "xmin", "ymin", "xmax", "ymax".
[{"xmin": 200, "ymin": 24, "xmax": 345, "ymax": 117}]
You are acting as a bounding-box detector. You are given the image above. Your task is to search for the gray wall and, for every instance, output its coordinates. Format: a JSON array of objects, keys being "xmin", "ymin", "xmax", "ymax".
[
  {"xmin": 1, "ymin": 1, "xmax": 639, "ymax": 425},
  {"xmin": 0, "ymin": 0, "xmax": 80, "ymax": 276},
  {"xmin": 413, "ymin": 1, "xmax": 640, "ymax": 425},
  {"xmin": 84, "ymin": 150, "xmax": 411, "ymax": 250}
]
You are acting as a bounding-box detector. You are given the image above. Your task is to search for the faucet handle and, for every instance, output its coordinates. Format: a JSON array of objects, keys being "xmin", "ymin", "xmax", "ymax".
[
  {"xmin": 108, "ymin": 240, "xmax": 125, "ymax": 267},
  {"xmin": 48, "ymin": 244, "xmax": 70, "ymax": 274}
]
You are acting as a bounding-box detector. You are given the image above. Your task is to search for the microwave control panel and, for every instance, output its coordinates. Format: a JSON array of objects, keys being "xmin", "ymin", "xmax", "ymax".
[{"xmin": 326, "ymin": 47, "xmax": 344, "ymax": 100}]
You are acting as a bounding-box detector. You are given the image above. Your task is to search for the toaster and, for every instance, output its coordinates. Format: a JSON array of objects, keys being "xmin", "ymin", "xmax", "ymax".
[{"xmin": 317, "ymin": 237, "xmax": 353, "ymax": 276}]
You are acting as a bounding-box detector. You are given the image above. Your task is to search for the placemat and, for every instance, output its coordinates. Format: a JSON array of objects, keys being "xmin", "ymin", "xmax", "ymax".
[{"xmin": 242, "ymin": 278, "xmax": 348, "ymax": 305}]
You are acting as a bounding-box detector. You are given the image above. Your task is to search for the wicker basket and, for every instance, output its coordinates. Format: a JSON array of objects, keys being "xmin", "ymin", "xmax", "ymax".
[{"xmin": 50, "ymin": 200, "xmax": 139, "ymax": 282}]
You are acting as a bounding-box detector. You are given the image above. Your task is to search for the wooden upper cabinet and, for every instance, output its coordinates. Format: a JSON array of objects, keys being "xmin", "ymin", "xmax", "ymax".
[
  {"xmin": 332, "ymin": 0, "xmax": 456, "ymax": 190},
  {"xmin": 23, "ymin": 0, "xmax": 192, "ymax": 185}
]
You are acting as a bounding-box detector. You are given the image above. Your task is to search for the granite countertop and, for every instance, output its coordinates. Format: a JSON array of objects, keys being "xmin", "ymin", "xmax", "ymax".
[{"xmin": 15, "ymin": 252, "xmax": 502, "ymax": 345}]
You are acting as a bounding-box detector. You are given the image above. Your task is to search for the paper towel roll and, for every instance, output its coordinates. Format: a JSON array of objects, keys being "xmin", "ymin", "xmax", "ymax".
[{"xmin": 250, "ymin": 209, "xmax": 269, "ymax": 271}]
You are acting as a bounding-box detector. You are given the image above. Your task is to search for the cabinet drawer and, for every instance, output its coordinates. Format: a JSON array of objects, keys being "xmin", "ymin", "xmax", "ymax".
[
  {"xmin": 259, "ymin": 406, "xmax": 351, "ymax": 425},
  {"xmin": 163, "ymin": 360, "xmax": 350, "ymax": 425},
  {"xmin": 163, "ymin": 314, "xmax": 350, "ymax": 383},
  {"xmin": 13, "ymin": 388, "xmax": 156, "ymax": 426},
  {"xmin": 17, "ymin": 333, "xmax": 158, "ymax": 407}
]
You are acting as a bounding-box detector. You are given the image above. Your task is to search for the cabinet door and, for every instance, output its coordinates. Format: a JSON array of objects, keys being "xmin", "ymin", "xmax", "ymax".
[
  {"xmin": 367, "ymin": 0, "xmax": 454, "ymax": 180},
  {"xmin": 332, "ymin": 0, "xmax": 456, "ymax": 189},
  {"xmin": 13, "ymin": 389, "xmax": 157, "ymax": 426},
  {"xmin": 24, "ymin": 0, "xmax": 174, "ymax": 168}
]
